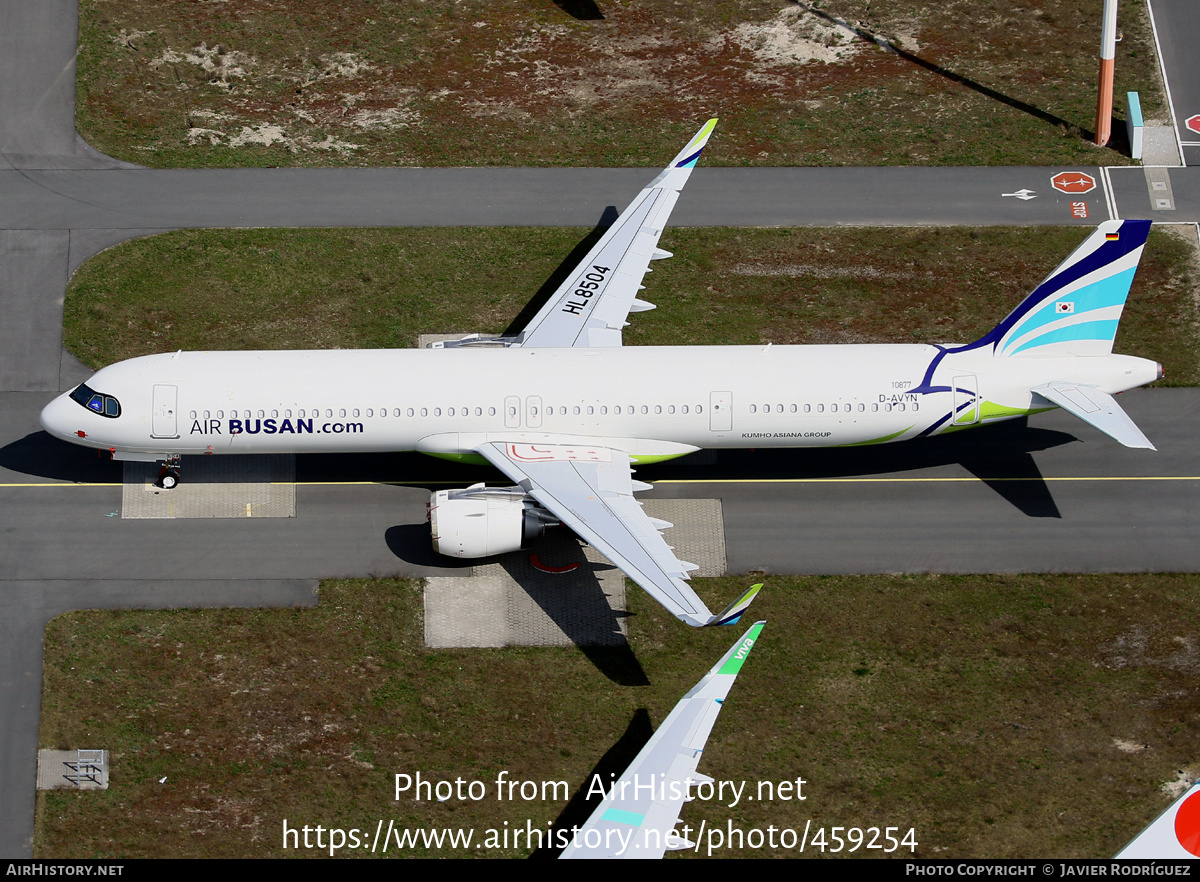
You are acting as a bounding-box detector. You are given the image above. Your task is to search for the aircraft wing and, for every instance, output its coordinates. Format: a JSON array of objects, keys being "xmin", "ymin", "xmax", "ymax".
[
  {"xmin": 513, "ymin": 120, "xmax": 717, "ymax": 349},
  {"xmin": 560, "ymin": 620, "xmax": 766, "ymax": 859},
  {"xmin": 475, "ymin": 440, "xmax": 758, "ymax": 628},
  {"xmin": 1115, "ymin": 779, "xmax": 1200, "ymax": 858},
  {"xmin": 1031, "ymin": 382, "xmax": 1155, "ymax": 450}
]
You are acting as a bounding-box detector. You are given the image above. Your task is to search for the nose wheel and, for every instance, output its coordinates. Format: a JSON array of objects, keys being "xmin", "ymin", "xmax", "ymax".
[{"xmin": 155, "ymin": 456, "xmax": 182, "ymax": 490}]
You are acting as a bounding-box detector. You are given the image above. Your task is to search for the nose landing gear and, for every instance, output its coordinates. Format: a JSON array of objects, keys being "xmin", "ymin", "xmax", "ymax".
[{"xmin": 155, "ymin": 455, "xmax": 182, "ymax": 490}]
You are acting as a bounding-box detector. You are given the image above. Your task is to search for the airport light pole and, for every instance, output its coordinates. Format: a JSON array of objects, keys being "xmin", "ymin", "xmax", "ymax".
[{"xmin": 1094, "ymin": 0, "xmax": 1118, "ymax": 147}]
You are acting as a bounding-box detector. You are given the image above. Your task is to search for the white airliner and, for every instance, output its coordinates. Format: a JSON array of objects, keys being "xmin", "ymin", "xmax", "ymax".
[{"xmin": 40, "ymin": 119, "xmax": 1160, "ymax": 628}]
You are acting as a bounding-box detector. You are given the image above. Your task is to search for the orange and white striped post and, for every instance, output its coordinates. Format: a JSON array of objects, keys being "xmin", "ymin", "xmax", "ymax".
[{"xmin": 1095, "ymin": 0, "xmax": 1118, "ymax": 147}]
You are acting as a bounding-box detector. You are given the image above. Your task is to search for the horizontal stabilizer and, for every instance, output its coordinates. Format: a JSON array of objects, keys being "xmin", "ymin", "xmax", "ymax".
[{"xmin": 1032, "ymin": 382, "xmax": 1155, "ymax": 449}]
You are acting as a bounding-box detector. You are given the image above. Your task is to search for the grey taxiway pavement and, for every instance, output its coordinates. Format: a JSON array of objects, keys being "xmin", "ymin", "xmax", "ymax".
[
  {"xmin": 1150, "ymin": 0, "xmax": 1200, "ymax": 168},
  {"xmin": 4, "ymin": 0, "xmax": 1200, "ymax": 859}
]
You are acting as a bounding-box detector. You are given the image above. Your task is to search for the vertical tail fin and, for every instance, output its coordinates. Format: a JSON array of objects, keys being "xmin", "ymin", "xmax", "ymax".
[{"xmin": 971, "ymin": 219, "xmax": 1151, "ymax": 358}]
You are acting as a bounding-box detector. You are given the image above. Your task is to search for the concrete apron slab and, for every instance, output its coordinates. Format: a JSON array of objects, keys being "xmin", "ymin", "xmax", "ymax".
[
  {"xmin": 122, "ymin": 454, "xmax": 295, "ymax": 518},
  {"xmin": 1141, "ymin": 125, "xmax": 1183, "ymax": 167},
  {"xmin": 36, "ymin": 750, "xmax": 108, "ymax": 790},
  {"xmin": 424, "ymin": 498, "xmax": 725, "ymax": 648}
]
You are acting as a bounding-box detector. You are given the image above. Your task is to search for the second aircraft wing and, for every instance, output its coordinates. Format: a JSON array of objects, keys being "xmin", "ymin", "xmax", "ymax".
[{"xmin": 560, "ymin": 620, "xmax": 766, "ymax": 858}]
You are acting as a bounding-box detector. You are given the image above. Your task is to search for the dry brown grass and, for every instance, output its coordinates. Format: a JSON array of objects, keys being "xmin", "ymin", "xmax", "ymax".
[
  {"xmin": 77, "ymin": 0, "xmax": 1161, "ymax": 168},
  {"xmin": 35, "ymin": 574, "xmax": 1200, "ymax": 858}
]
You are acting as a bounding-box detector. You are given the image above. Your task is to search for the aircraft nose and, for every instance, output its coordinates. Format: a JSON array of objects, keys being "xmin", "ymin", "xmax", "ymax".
[{"xmin": 40, "ymin": 394, "xmax": 79, "ymax": 441}]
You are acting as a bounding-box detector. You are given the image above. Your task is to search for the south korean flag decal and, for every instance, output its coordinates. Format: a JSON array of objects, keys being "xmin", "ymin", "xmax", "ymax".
[{"xmin": 1055, "ymin": 301, "xmax": 1075, "ymax": 314}]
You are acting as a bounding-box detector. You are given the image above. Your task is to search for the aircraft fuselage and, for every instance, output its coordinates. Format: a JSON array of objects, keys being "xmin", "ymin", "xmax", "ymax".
[{"xmin": 39, "ymin": 344, "xmax": 1160, "ymax": 461}]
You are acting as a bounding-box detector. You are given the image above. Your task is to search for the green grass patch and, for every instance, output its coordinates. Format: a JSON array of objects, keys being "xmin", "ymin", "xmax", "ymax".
[
  {"xmin": 63, "ymin": 226, "xmax": 1200, "ymax": 384},
  {"xmin": 34, "ymin": 573, "xmax": 1200, "ymax": 857}
]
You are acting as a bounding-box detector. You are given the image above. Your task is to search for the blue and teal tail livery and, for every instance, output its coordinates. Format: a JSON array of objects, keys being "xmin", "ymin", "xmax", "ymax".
[{"xmin": 973, "ymin": 219, "xmax": 1151, "ymax": 358}]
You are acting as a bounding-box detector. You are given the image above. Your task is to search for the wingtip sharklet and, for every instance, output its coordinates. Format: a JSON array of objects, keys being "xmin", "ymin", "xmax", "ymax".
[
  {"xmin": 674, "ymin": 118, "xmax": 718, "ymax": 168},
  {"xmin": 705, "ymin": 582, "xmax": 763, "ymax": 627},
  {"xmin": 713, "ymin": 619, "xmax": 766, "ymax": 675},
  {"xmin": 647, "ymin": 119, "xmax": 718, "ymax": 190},
  {"xmin": 685, "ymin": 117, "xmax": 718, "ymax": 152}
]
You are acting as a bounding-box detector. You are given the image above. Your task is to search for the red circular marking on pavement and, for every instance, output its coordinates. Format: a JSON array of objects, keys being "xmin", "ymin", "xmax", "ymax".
[
  {"xmin": 529, "ymin": 554, "xmax": 580, "ymax": 574},
  {"xmin": 1186, "ymin": 115, "xmax": 1200, "ymax": 135},
  {"xmin": 1175, "ymin": 790, "xmax": 1200, "ymax": 856},
  {"xmin": 1051, "ymin": 171, "xmax": 1096, "ymax": 194}
]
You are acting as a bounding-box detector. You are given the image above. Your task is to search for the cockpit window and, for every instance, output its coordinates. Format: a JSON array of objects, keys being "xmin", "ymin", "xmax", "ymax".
[{"xmin": 69, "ymin": 383, "xmax": 121, "ymax": 419}]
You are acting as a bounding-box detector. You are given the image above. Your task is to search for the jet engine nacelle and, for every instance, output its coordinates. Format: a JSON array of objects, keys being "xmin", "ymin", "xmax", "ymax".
[{"xmin": 428, "ymin": 484, "xmax": 557, "ymax": 558}]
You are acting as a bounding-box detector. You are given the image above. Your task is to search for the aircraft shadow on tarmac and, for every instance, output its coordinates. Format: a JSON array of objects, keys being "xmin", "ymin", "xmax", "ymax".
[
  {"xmin": 385, "ymin": 520, "xmax": 651, "ymax": 687},
  {"xmin": 313, "ymin": 416, "xmax": 1076, "ymax": 520},
  {"xmin": 4, "ymin": 419, "xmax": 1079, "ymax": 512},
  {"xmin": 492, "ymin": 537, "xmax": 651, "ymax": 686},
  {"xmin": 0, "ymin": 431, "xmax": 123, "ymax": 483},
  {"xmin": 645, "ymin": 418, "xmax": 1077, "ymax": 519}
]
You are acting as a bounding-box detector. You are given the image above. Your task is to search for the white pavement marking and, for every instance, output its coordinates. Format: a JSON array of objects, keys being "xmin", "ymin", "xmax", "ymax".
[
  {"xmin": 1101, "ymin": 166, "xmax": 1118, "ymax": 219},
  {"xmin": 1146, "ymin": 0, "xmax": 1187, "ymax": 166}
]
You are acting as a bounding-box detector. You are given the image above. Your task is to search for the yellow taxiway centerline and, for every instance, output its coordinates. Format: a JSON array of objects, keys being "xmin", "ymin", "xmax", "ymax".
[
  {"xmin": 4, "ymin": 476, "xmax": 1200, "ymax": 488},
  {"xmin": 652, "ymin": 476, "xmax": 1200, "ymax": 484}
]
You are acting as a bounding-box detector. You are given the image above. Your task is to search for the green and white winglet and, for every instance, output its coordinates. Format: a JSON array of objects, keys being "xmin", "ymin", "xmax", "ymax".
[
  {"xmin": 560, "ymin": 619, "xmax": 765, "ymax": 859},
  {"xmin": 511, "ymin": 119, "xmax": 717, "ymax": 349},
  {"xmin": 1115, "ymin": 779, "xmax": 1200, "ymax": 858}
]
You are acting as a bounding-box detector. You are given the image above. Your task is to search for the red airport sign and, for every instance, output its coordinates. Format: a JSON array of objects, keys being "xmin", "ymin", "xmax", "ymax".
[
  {"xmin": 1051, "ymin": 172, "xmax": 1097, "ymax": 194},
  {"xmin": 1186, "ymin": 114, "xmax": 1200, "ymax": 135}
]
